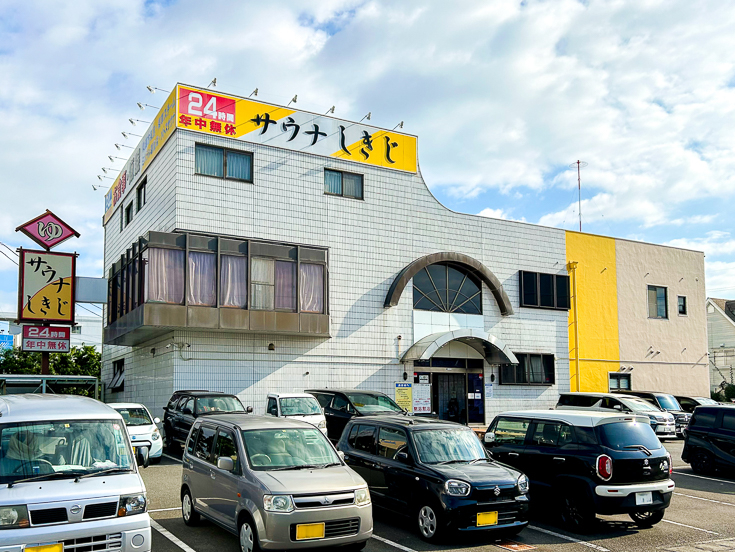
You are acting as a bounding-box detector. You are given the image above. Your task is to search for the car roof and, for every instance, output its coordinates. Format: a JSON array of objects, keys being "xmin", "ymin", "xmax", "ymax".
[
  {"xmin": 305, "ymin": 389, "xmax": 389, "ymax": 396},
  {"xmin": 174, "ymin": 391, "xmax": 228, "ymax": 397},
  {"xmin": 197, "ymin": 414, "xmax": 320, "ymax": 431},
  {"xmin": 345, "ymin": 415, "xmax": 461, "ymax": 430},
  {"xmin": 616, "ymin": 390, "xmax": 671, "ymax": 396},
  {"xmin": 108, "ymin": 402, "xmax": 151, "ymax": 410},
  {"xmin": 0, "ymin": 394, "xmax": 121, "ymax": 422},
  {"xmin": 694, "ymin": 404, "xmax": 735, "ymax": 411},
  {"xmin": 268, "ymin": 392, "xmax": 317, "ymax": 399},
  {"xmin": 498, "ymin": 410, "xmax": 649, "ymax": 427},
  {"xmin": 560, "ymin": 392, "xmax": 640, "ymax": 399}
]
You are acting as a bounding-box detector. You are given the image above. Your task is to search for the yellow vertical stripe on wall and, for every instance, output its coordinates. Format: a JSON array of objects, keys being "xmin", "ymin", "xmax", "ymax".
[{"xmin": 566, "ymin": 231, "xmax": 620, "ymax": 392}]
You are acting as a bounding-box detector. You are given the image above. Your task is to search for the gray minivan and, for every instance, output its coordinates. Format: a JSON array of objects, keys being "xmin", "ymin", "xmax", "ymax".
[{"xmin": 181, "ymin": 414, "xmax": 372, "ymax": 551}]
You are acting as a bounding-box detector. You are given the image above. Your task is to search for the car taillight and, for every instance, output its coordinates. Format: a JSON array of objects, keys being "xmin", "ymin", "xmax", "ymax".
[
  {"xmin": 597, "ymin": 454, "xmax": 613, "ymax": 481},
  {"xmin": 668, "ymin": 453, "xmax": 673, "ymax": 475}
]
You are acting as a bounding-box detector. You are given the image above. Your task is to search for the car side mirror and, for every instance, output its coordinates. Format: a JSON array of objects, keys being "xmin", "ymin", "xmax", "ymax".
[
  {"xmin": 136, "ymin": 446, "xmax": 150, "ymax": 469},
  {"xmin": 153, "ymin": 417, "xmax": 161, "ymax": 425},
  {"xmin": 613, "ymin": 404, "xmax": 622, "ymax": 411},
  {"xmin": 246, "ymin": 406, "xmax": 253, "ymax": 413},
  {"xmin": 484, "ymin": 432, "xmax": 495, "ymax": 444},
  {"xmin": 395, "ymin": 451, "xmax": 410, "ymax": 463},
  {"xmin": 217, "ymin": 457, "xmax": 234, "ymax": 472},
  {"xmin": 182, "ymin": 407, "xmax": 193, "ymax": 415},
  {"xmin": 337, "ymin": 451, "xmax": 345, "ymax": 461}
]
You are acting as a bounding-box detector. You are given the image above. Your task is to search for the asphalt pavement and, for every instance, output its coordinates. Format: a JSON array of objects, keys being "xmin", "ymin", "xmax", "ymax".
[{"xmin": 143, "ymin": 439, "xmax": 735, "ymax": 552}]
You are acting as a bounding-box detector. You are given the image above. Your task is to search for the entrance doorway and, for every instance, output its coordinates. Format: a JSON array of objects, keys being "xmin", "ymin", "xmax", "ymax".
[
  {"xmin": 435, "ymin": 373, "xmax": 466, "ymax": 424},
  {"xmin": 413, "ymin": 357, "xmax": 485, "ymax": 425}
]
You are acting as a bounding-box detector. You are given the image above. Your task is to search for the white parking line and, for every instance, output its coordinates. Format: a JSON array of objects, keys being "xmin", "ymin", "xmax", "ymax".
[
  {"xmin": 163, "ymin": 453, "xmax": 183, "ymax": 463},
  {"xmin": 673, "ymin": 470, "xmax": 735, "ymax": 485},
  {"xmin": 371, "ymin": 534, "xmax": 417, "ymax": 551},
  {"xmin": 151, "ymin": 519, "xmax": 198, "ymax": 552},
  {"xmin": 527, "ymin": 525, "xmax": 610, "ymax": 551},
  {"xmin": 674, "ymin": 492, "xmax": 735, "ymax": 507},
  {"xmin": 661, "ymin": 519, "xmax": 719, "ymax": 534},
  {"xmin": 149, "ymin": 507, "xmax": 181, "ymax": 513}
]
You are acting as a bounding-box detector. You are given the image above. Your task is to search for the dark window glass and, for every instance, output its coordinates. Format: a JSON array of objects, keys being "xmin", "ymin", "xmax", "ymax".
[
  {"xmin": 530, "ymin": 422, "xmax": 572, "ymax": 447},
  {"xmin": 267, "ymin": 398, "xmax": 278, "ymax": 416},
  {"xmin": 575, "ymin": 426, "xmax": 598, "ymax": 445},
  {"xmin": 187, "ymin": 427, "xmax": 199, "ymax": 454},
  {"xmin": 542, "ymin": 355, "xmax": 555, "ymax": 383},
  {"xmin": 195, "ymin": 144, "xmax": 224, "ymax": 177},
  {"xmin": 539, "ymin": 274, "xmax": 554, "ymax": 307},
  {"xmin": 522, "ymin": 272, "xmax": 538, "ymax": 306},
  {"xmin": 194, "ymin": 426, "xmax": 216, "ymax": 462},
  {"xmin": 609, "ymin": 373, "xmax": 631, "ymax": 391},
  {"xmin": 678, "ymin": 296, "xmax": 687, "ymax": 316},
  {"xmin": 691, "ymin": 411, "xmax": 717, "ymax": 428},
  {"xmin": 558, "ymin": 394, "xmax": 599, "ymax": 407},
  {"xmin": 596, "ymin": 422, "xmax": 661, "ymax": 451},
  {"xmin": 354, "ymin": 425, "xmax": 377, "ymax": 454},
  {"xmin": 119, "ymin": 208, "xmax": 124, "ymax": 233},
  {"xmin": 648, "ymin": 285, "xmax": 668, "ymax": 319},
  {"xmin": 332, "ymin": 395, "xmax": 351, "ymax": 412},
  {"xmin": 324, "ymin": 169, "xmax": 363, "ymax": 199},
  {"xmin": 136, "ymin": 181, "xmax": 146, "ymax": 212},
  {"xmin": 502, "ymin": 354, "xmax": 554, "ymax": 384},
  {"xmin": 721, "ymin": 412, "xmax": 735, "ymax": 431},
  {"xmin": 377, "ymin": 427, "xmax": 408, "ymax": 459},
  {"xmin": 413, "ymin": 263, "xmax": 481, "ymax": 314},
  {"xmin": 556, "ymin": 275, "xmax": 570, "ymax": 309},
  {"xmin": 125, "ymin": 203, "xmax": 133, "ymax": 226},
  {"xmin": 226, "ymin": 151, "xmax": 253, "ymax": 181},
  {"xmin": 214, "ymin": 431, "xmax": 239, "ymax": 472},
  {"xmin": 347, "ymin": 425, "xmax": 361, "ymax": 448},
  {"xmin": 313, "ymin": 393, "xmax": 333, "ymax": 408},
  {"xmin": 494, "ymin": 417, "xmax": 531, "ymax": 445}
]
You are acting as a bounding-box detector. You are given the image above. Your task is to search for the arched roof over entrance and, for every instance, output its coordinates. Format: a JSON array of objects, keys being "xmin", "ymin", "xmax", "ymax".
[
  {"xmin": 401, "ymin": 329, "xmax": 519, "ymax": 365},
  {"xmin": 384, "ymin": 252, "xmax": 514, "ymax": 316}
]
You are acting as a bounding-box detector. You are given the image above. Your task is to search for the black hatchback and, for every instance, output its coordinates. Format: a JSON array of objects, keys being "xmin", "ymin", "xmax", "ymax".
[
  {"xmin": 682, "ymin": 404, "xmax": 735, "ymax": 474},
  {"xmin": 337, "ymin": 415, "xmax": 529, "ymax": 542},
  {"xmin": 485, "ymin": 410, "xmax": 674, "ymax": 532}
]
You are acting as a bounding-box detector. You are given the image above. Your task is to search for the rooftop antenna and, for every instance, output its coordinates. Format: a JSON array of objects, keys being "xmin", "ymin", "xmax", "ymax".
[
  {"xmin": 249, "ymin": 88, "xmax": 258, "ymax": 97},
  {"xmin": 569, "ymin": 160, "xmax": 588, "ymax": 232},
  {"xmin": 360, "ymin": 112, "xmax": 371, "ymax": 122},
  {"xmin": 208, "ymin": 78, "xmax": 217, "ymax": 89},
  {"xmin": 325, "ymin": 106, "xmax": 335, "ymax": 114},
  {"xmin": 287, "ymin": 95, "xmax": 298, "ymax": 106}
]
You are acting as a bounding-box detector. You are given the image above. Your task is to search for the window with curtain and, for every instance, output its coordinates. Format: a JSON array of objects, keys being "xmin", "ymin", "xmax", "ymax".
[
  {"xmin": 275, "ymin": 261, "xmax": 296, "ymax": 311},
  {"xmin": 145, "ymin": 248, "xmax": 185, "ymax": 304},
  {"xmin": 647, "ymin": 285, "xmax": 668, "ymax": 319},
  {"xmin": 226, "ymin": 151, "xmax": 253, "ymax": 181},
  {"xmin": 187, "ymin": 251, "xmax": 216, "ymax": 306},
  {"xmin": 324, "ymin": 169, "xmax": 363, "ymax": 199},
  {"xmin": 300, "ymin": 263, "xmax": 324, "ymax": 313},
  {"xmin": 195, "ymin": 144, "xmax": 224, "ymax": 177},
  {"xmin": 501, "ymin": 353, "xmax": 555, "ymax": 385},
  {"xmin": 220, "ymin": 255, "xmax": 247, "ymax": 308},
  {"xmin": 251, "ymin": 258, "xmax": 275, "ymax": 310}
]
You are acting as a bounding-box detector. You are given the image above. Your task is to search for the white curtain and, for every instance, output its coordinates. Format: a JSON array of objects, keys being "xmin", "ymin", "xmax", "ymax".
[
  {"xmin": 187, "ymin": 252, "xmax": 216, "ymax": 306},
  {"xmin": 251, "ymin": 258, "xmax": 274, "ymax": 310},
  {"xmin": 300, "ymin": 263, "xmax": 324, "ymax": 313},
  {"xmin": 275, "ymin": 261, "xmax": 296, "ymax": 310},
  {"xmin": 529, "ymin": 355, "xmax": 543, "ymax": 383},
  {"xmin": 220, "ymin": 255, "xmax": 247, "ymax": 308},
  {"xmin": 146, "ymin": 248, "xmax": 184, "ymax": 304}
]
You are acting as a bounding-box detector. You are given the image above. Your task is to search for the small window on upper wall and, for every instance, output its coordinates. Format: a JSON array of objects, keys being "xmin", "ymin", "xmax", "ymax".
[
  {"xmin": 195, "ymin": 144, "xmax": 253, "ymax": 182},
  {"xmin": 119, "ymin": 208, "xmax": 124, "ymax": 233},
  {"xmin": 136, "ymin": 180, "xmax": 147, "ymax": 212},
  {"xmin": 519, "ymin": 271, "xmax": 570, "ymax": 310},
  {"xmin": 500, "ymin": 353, "xmax": 555, "ymax": 385},
  {"xmin": 609, "ymin": 372, "xmax": 631, "ymax": 391},
  {"xmin": 648, "ymin": 285, "xmax": 668, "ymax": 319},
  {"xmin": 125, "ymin": 203, "xmax": 134, "ymax": 226},
  {"xmin": 324, "ymin": 169, "xmax": 363, "ymax": 199},
  {"xmin": 678, "ymin": 296, "xmax": 687, "ymax": 316}
]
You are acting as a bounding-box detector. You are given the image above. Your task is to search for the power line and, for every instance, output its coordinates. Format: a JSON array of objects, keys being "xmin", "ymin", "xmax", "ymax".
[{"xmin": 0, "ymin": 248, "xmax": 18, "ymax": 266}]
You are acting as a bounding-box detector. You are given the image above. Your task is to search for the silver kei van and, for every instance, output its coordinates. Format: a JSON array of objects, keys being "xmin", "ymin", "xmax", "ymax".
[
  {"xmin": 0, "ymin": 394, "xmax": 151, "ymax": 552},
  {"xmin": 181, "ymin": 415, "xmax": 372, "ymax": 551}
]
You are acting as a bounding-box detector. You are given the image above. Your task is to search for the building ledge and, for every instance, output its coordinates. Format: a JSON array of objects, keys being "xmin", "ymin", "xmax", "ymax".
[{"xmin": 104, "ymin": 303, "xmax": 330, "ymax": 346}]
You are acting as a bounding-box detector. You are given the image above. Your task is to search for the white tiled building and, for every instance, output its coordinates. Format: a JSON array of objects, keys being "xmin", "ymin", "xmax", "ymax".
[{"xmin": 102, "ymin": 84, "xmax": 570, "ymax": 426}]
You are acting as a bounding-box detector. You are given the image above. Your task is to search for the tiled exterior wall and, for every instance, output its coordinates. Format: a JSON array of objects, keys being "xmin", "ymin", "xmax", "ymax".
[{"xmin": 102, "ymin": 128, "xmax": 570, "ymax": 423}]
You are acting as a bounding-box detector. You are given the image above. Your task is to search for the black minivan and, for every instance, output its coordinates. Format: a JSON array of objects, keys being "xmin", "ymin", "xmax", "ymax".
[
  {"xmin": 485, "ymin": 410, "xmax": 674, "ymax": 531},
  {"xmin": 337, "ymin": 415, "xmax": 529, "ymax": 542},
  {"xmin": 682, "ymin": 404, "xmax": 735, "ymax": 474}
]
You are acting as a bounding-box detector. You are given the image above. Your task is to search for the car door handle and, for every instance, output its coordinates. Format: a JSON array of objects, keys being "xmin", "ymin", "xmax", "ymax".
[
  {"xmin": 508, "ymin": 452, "xmax": 519, "ymax": 457},
  {"xmin": 365, "ymin": 461, "xmax": 375, "ymax": 467},
  {"xmin": 210, "ymin": 470, "xmax": 216, "ymax": 480},
  {"xmin": 553, "ymin": 457, "xmax": 566, "ymax": 462}
]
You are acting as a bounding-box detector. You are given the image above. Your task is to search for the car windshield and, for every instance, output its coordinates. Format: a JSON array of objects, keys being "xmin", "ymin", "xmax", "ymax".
[
  {"xmin": 0, "ymin": 420, "xmax": 133, "ymax": 484},
  {"xmin": 697, "ymin": 398, "xmax": 718, "ymax": 405},
  {"xmin": 241, "ymin": 428, "xmax": 340, "ymax": 470},
  {"xmin": 622, "ymin": 399, "xmax": 661, "ymax": 412},
  {"xmin": 413, "ymin": 428, "xmax": 488, "ymax": 464},
  {"xmin": 279, "ymin": 397, "xmax": 321, "ymax": 416},
  {"xmin": 596, "ymin": 421, "xmax": 661, "ymax": 451},
  {"xmin": 656, "ymin": 395, "xmax": 681, "ymax": 410},
  {"xmin": 196, "ymin": 396, "xmax": 244, "ymax": 413},
  {"xmin": 115, "ymin": 407, "xmax": 153, "ymax": 427},
  {"xmin": 346, "ymin": 393, "xmax": 403, "ymax": 414}
]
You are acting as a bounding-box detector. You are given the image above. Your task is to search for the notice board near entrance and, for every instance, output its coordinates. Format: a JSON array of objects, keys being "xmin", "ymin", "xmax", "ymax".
[{"xmin": 395, "ymin": 382, "xmax": 412, "ymax": 411}]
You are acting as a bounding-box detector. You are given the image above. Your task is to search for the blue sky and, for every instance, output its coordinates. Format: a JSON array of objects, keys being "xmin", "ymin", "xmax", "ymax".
[{"xmin": 1, "ymin": 0, "xmax": 735, "ymax": 319}]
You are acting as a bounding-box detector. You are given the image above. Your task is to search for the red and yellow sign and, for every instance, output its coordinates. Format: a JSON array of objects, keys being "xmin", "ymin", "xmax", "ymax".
[{"xmin": 17, "ymin": 249, "xmax": 76, "ymax": 324}]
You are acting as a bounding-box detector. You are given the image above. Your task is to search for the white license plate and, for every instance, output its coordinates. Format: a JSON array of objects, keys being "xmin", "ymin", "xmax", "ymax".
[{"xmin": 636, "ymin": 491, "xmax": 653, "ymax": 505}]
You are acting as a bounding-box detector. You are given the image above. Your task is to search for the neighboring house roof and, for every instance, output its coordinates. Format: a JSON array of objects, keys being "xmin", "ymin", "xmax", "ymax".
[{"xmin": 709, "ymin": 297, "xmax": 735, "ymax": 326}]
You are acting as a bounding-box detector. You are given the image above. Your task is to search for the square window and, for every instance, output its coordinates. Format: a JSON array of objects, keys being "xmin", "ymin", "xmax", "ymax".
[
  {"xmin": 324, "ymin": 169, "xmax": 363, "ymax": 199},
  {"xmin": 225, "ymin": 151, "xmax": 253, "ymax": 181},
  {"xmin": 195, "ymin": 144, "xmax": 224, "ymax": 177},
  {"xmin": 609, "ymin": 372, "xmax": 631, "ymax": 391},
  {"xmin": 648, "ymin": 285, "xmax": 668, "ymax": 319},
  {"xmin": 678, "ymin": 296, "xmax": 687, "ymax": 316},
  {"xmin": 521, "ymin": 272, "xmax": 538, "ymax": 307}
]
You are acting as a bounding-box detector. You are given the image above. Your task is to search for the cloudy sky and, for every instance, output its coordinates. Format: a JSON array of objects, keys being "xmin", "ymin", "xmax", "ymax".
[{"xmin": 1, "ymin": 0, "xmax": 735, "ymax": 319}]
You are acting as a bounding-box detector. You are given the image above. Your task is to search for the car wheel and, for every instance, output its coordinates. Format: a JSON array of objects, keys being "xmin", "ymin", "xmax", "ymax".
[
  {"xmin": 182, "ymin": 490, "xmax": 200, "ymax": 526},
  {"xmin": 166, "ymin": 434, "xmax": 180, "ymax": 454},
  {"xmin": 559, "ymin": 489, "xmax": 595, "ymax": 533},
  {"xmin": 150, "ymin": 456, "xmax": 161, "ymax": 465},
  {"xmin": 417, "ymin": 504, "xmax": 443, "ymax": 541},
  {"xmin": 239, "ymin": 518, "xmax": 260, "ymax": 552},
  {"xmin": 691, "ymin": 450, "xmax": 715, "ymax": 475},
  {"xmin": 629, "ymin": 510, "xmax": 665, "ymax": 528}
]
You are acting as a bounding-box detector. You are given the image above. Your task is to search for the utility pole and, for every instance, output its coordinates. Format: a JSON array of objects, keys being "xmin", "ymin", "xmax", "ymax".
[{"xmin": 569, "ymin": 160, "xmax": 588, "ymax": 232}]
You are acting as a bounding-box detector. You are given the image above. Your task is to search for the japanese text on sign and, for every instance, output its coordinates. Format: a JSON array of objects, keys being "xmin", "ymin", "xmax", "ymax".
[
  {"xmin": 18, "ymin": 250, "xmax": 75, "ymax": 324},
  {"xmin": 21, "ymin": 326, "xmax": 71, "ymax": 353}
]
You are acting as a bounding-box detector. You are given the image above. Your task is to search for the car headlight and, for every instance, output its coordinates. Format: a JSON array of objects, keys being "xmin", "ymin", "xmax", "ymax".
[
  {"xmin": 355, "ymin": 487, "xmax": 371, "ymax": 506},
  {"xmin": 444, "ymin": 479, "xmax": 471, "ymax": 497},
  {"xmin": 318, "ymin": 420, "xmax": 327, "ymax": 429},
  {"xmin": 0, "ymin": 506, "xmax": 29, "ymax": 529},
  {"xmin": 517, "ymin": 474, "xmax": 529, "ymax": 494},
  {"xmin": 263, "ymin": 495, "xmax": 294, "ymax": 513},
  {"xmin": 152, "ymin": 428, "xmax": 161, "ymax": 441},
  {"xmin": 647, "ymin": 414, "xmax": 657, "ymax": 423},
  {"xmin": 118, "ymin": 493, "xmax": 147, "ymax": 517}
]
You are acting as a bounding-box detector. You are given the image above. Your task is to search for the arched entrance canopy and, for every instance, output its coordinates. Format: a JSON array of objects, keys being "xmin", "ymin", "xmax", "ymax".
[
  {"xmin": 401, "ymin": 329, "xmax": 519, "ymax": 365},
  {"xmin": 384, "ymin": 252, "xmax": 514, "ymax": 316}
]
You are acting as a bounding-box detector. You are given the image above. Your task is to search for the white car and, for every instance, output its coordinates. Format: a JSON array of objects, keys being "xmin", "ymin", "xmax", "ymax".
[
  {"xmin": 265, "ymin": 392, "xmax": 328, "ymax": 435},
  {"xmin": 110, "ymin": 403, "xmax": 163, "ymax": 464}
]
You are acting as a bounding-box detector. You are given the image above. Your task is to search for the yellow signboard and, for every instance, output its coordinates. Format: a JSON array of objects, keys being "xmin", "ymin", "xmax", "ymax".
[
  {"xmin": 175, "ymin": 84, "xmax": 418, "ymax": 173},
  {"xmin": 394, "ymin": 382, "xmax": 413, "ymax": 411}
]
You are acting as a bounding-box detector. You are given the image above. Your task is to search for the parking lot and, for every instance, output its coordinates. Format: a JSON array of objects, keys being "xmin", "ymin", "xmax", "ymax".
[{"xmin": 144, "ymin": 440, "xmax": 735, "ymax": 552}]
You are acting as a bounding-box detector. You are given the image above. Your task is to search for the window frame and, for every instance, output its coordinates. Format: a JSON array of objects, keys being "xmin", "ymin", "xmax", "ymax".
[
  {"xmin": 324, "ymin": 168, "xmax": 364, "ymax": 200},
  {"xmin": 500, "ymin": 353, "xmax": 555, "ymax": 385},
  {"xmin": 609, "ymin": 372, "xmax": 631, "ymax": 391},
  {"xmin": 136, "ymin": 179, "xmax": 147, "ymax": 213},
  {"xmin": 678, "ymin": 295, "xmax": 688, "ymax": 316},
  {"xmin": 647, "ymin": 285, "xmax": 669, "ymax": 320},
  {"xmin": 194, "ymin": 143, "xmax": 254, "ymax": 183},
  {"xmin": 125, "ymin": 203, "xmax": 134, "ymax": 226},
  {"xmin": 213, "ymin": 428, "xmax": 241, "ymax": 474},
  {"xmin": 519, "ymin": 271, "xmax": 570, "ymax": 310},
  {"xmin": 412, "ymin": 262, "xmax": 483, "ymax": 315}
]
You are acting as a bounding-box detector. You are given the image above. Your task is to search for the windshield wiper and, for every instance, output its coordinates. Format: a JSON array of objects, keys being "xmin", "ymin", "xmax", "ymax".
[
  {"xmin": 435, "ymin": 459, "xmax": 468, "ymax": 465},
  {"xmin": 74, "ymin": 467, "xmax": 133, "ymax": 482},
  {"xmin": 468, "ymin": 458, "xmax": 492, "ymax": 464},
  {"xmin": 8, "ymin": 470, "xmax": 83, "ymax": 488},
  {"xmin": 623, "ymin": 444, "xmax": 653, "ymax": 456},
  {"xmin": 269, "ymin": 464, "xmax": 324, "ymax": 471}
]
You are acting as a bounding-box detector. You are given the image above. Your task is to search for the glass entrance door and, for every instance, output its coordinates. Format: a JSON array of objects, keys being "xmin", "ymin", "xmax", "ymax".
[
  {"xmin": 467, "ymin": 373, "xmax": 485, "ymax": 424},
  {"xmin": 434, "ymin": 373, "xmax": 466, "ymax": 424}
]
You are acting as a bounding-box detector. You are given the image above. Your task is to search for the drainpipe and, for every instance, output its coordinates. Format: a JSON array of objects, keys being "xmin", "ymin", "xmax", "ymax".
[{"xmin": 567, "ymin": 261, "xmax": 580, "ymax": 392}]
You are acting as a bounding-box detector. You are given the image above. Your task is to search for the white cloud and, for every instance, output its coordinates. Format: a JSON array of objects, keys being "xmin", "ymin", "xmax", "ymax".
[
  {"xmin": 477, "ymin": 208, "xmax": 526, "ymax": 222},
  {"xmin": 665, "ymin": 231, "xmax": 735, "ymax": 258}
]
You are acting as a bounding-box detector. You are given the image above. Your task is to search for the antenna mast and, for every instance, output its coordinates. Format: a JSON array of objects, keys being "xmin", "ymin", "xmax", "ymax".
[{"xmin": 569, "ymin": 160, "xmax": 588, "ymax": 231}]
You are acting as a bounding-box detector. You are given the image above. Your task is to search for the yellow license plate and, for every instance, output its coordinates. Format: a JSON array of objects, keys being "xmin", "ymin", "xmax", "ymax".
[
  {"xmin": 26, "ymin": 545, "xmax": 63, "ymax": 552},
  {"xmin": 133, "ymin": 446, "xmax": 137, "ymax": 454},
  {"xmin": 295, "ymin": 522, "xmax": 326, "ymax": 540},
  {"xmin": 477, "ymin": 511, "xmax": 498, "ymax": 526}
]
